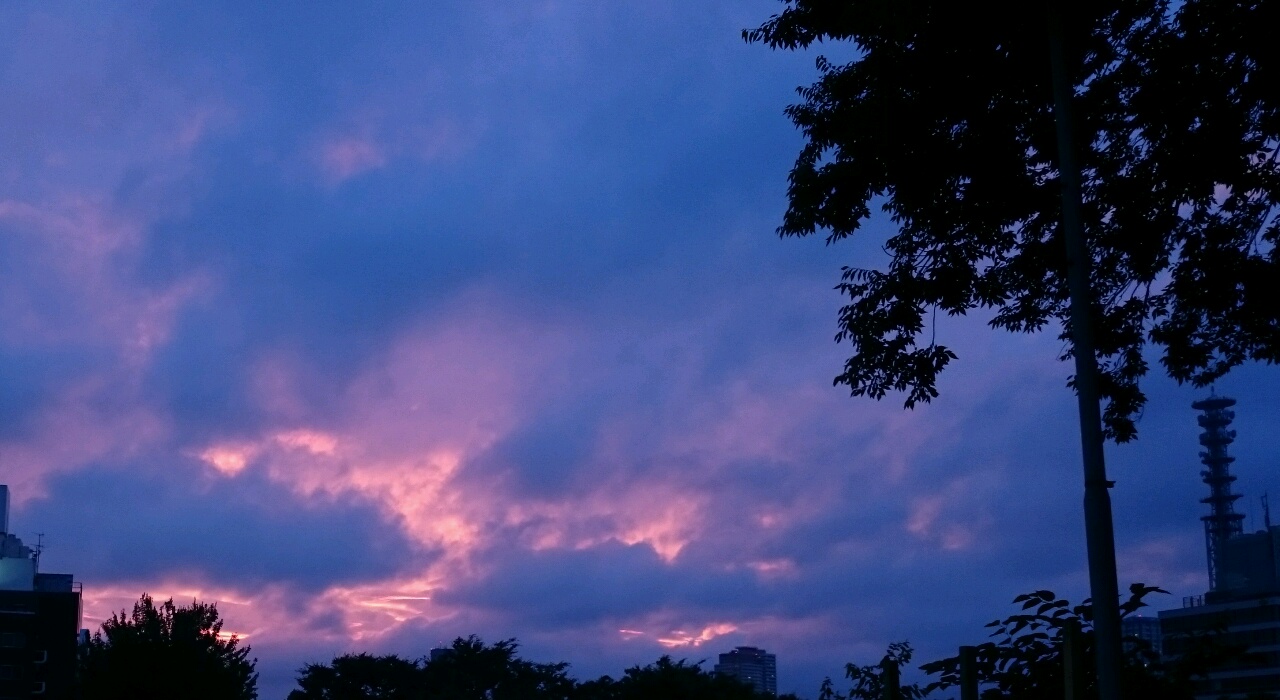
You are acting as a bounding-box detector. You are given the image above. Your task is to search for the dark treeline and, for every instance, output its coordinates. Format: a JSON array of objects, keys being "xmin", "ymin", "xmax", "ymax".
[
  {"xmin": 288, "ymin": 637, "xmax": 794, "ymax": 700},
  {"xmin": 75, "ymin": 595, "xmax": 794, "ymax": 700},
  {"xmin": 78, "ymin": 585, "xmax": 1261, "ymax": 699}
]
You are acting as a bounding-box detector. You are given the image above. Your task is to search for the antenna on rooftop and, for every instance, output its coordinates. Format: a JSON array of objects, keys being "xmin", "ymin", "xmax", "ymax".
[
  {"xmin": 33, "ymin": 532, "xmax": 45, "ymax": 571},
  {"xmin": 1265, "ymin": 493, "xmax": 1273, "ymax": 530}
]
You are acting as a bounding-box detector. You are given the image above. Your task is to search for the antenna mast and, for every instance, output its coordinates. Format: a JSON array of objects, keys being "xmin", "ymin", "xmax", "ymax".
[{"xmin": 33, "ymin": 532, "xmax": 45, "ymax": 571}]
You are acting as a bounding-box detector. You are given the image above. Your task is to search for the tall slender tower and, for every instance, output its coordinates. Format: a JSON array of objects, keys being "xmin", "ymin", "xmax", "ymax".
[{"xmin": 1193, "ymin": 394, "xmax": 1245, "ymax": 591}]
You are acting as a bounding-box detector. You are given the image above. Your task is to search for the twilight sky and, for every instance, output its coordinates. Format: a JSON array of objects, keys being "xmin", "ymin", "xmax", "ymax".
[{"xmin": 2, "ymin": 2, "xmax": 1277, "ymax": 698}]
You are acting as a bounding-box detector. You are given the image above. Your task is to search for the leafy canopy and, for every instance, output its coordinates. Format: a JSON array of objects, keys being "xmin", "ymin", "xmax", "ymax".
[
  {"xmin": 420, "ymin": 636, "xmax": 577, "ymax": 699},
  {"xmin": 821, "ymin": 584, "xmax": 1249, "ymax": 699},
  {"xmin": 290, "ymin": 640, "xmax": 785, "ymax": 700},
  {"xmin": 747, "ymin": 0, "xmax": 1279, "ymax": 440},
  {"xmin": 289, "ymin": 653, "xmax": 424, "ymax": 700},
  {"xmin": 577, "ymin": 656, "xmax": 782, "ymax": 700},
  {"xmin": 81, "ymin": 593, "xmax": 258, "ymax": 700},
  {"xmin": 290, "ymin": 637, "xmax": 576, "ymax": 700}
]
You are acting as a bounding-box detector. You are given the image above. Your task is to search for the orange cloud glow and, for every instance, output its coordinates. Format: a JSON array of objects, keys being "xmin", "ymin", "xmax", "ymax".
[{"xmin": 656, "ymin": 622, "xmax": 739, "ymax": 648}]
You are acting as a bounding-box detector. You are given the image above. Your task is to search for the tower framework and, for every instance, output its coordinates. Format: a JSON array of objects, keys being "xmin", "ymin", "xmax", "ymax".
[{"xmin": 1193, "ymin": 394, "xmax": 1244, "ymax": 591}]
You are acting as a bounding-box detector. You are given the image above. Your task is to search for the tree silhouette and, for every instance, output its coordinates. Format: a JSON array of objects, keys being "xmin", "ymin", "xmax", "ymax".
[
  {"xmin": 289, "ymin": 638, "xmax": 575, "ymax": 700},
  {"xmin": 744, "ymin": 0, "xmax": 1278, "ymax": 442},
  {"xmin": 419, "ymin": 636, "xmax": 577, "ymax": 699},
  {"xmin": 289, "ymin": 653, "xmax": 423, "ymax": 700},
  {"xmin": 575, "ymin": 655, "xmax": 781, "ymax": 700},
  {"xmin": 747, "ymin": 3, "xmax": 1278, "ymax": 696},
  {"xmin": 818, "ymin": 642, "xmax": 925, "ymax": 700},
  {"xmin": 817, "ymin": 585, "xmax": 1258, "ymax": 700},
  {"xmin": 919, "ymin": 585, "xmax": 1189, "ymax": 699},
  {"xmin": 290, "ymin": 643, "xmax": 797, "ymax": 700},
  {"xmin": 81, "ymin": 593, "xmax": 257, "ymax": 700}
]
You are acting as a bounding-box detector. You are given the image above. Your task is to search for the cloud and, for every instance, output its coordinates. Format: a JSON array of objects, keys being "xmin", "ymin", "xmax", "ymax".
[
  {"xmin": 22, "ymin": 460, "xmax": 432, "ymax": 591},
  {"xmin": 2, "ymin": 2, "xmax": 1278, "ymax": 699},
  {"xmin": 316, "ymin": 135, "xmax": 387, "ymax": 183}
]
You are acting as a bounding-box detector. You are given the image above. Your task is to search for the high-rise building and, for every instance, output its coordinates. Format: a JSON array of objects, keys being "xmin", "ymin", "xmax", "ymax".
[
  {"xmin": 1157, "ymin": 397, "xmax": 1280, "ymax": 699},
  {"xmin": 429, "ymin": 646, "xmax": 455, "ymax": 662},
  {"xmin": 1161, "ymin": 594, "xmax": 1280, "ymax": 699},
  {"xmin": 1121, "ymin": 615, "xmax": 1163, "ymax": 657},
  {"xmin": 714, "ymin": 645, "xmax": 777, "ymax": 696},
  {"xmin": 0, "ymin": 485, "xmax": 83, "ymax": 699}
]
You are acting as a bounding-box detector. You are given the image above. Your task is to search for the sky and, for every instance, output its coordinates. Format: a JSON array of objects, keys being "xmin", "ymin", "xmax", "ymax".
[{"xmin": 1, "ymin": 2, "xmax": 1277, "ymax": 698}]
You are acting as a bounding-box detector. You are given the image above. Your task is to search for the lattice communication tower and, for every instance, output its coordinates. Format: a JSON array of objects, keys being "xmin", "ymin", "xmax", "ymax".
[{"xmin": 1193, "ymin": 394, "xmax": 1244, "ymax": 591}]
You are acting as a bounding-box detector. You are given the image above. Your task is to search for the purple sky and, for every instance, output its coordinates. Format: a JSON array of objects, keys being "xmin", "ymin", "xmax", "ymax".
[{"xmin": 2, "ymin": 2, "xmax": 1276, "ymax": 698}]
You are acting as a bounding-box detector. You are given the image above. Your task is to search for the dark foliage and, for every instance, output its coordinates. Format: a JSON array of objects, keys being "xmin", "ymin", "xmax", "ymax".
[
  {"xmin": 81, "ymin": 593, "xmax": 258, "ymax": 700},
  {"xmin": 819, "ymin": 584, "xmax": 1257, "ymax": 699},
  {"xmin": 918, "ymin": 584, "xmax": 1191, "ymax": 699},
  {"xmin": 288, "ymin": 653, "xmax": 424, "ymax": 700},
  {"xmin": 289, "ymin": 637, "xmax": 574, "ymax": 700},
  {"xmin": 817, "ymin": 641, "xmax": 926, "ymax": 700},
  {"xmin": 747, "ymin": 0, "xmax": 1279, "ymax": 441},
  {"xmin": 290, "ymin": 642, "xmax": 781, "ymax": 700},
  {"xmin": 420, "ymin": 636, "xmax": 576, "ymax": 699},
  {"xmin": 576, "ymin": 656, "xmax": 779, "ymax": 700}
]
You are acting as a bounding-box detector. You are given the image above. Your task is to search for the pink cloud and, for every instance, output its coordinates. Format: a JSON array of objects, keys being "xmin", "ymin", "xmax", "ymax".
[
  {"xmin": 168, "ymin": 105, "xmax": 236, "ymax": 153},
  {"xmin": 317, "ymin": 136, "xmax": 387, "ymax": 183},
  {"xmin": 903, "ymin": 472, "xmax": 1000, "ymax": 553},
  {"xmin": 0, "ymin": 194, "xmax": 210, "ymax": 493},
  {"xmin": 0, "ymin": 378, "xmax": 169, "ymax": 498},
  {"xmin": 2, "ymin": 249, "xmax": 1110, "ymax": 694},
  {"xmin": 309, "ymin": 107, "xmax": 477, "ymax": 185},
  {"xmin": 0, "ymin": 196, "xmax": 211, "ymax": 355},
  {"xmin": 196, "ymin": 443, "xmax": 258, "ymax": 477}
]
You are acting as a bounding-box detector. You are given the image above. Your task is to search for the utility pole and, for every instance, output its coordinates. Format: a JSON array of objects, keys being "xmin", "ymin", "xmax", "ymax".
[
  {"xmin": 881, "ymin": 657, "xmax": 901, "ymax": 700},
  {"xmin": 1063, "ymin": 618, "xmax": 1085, "ymax": 700},
  {"xmin": 959, "ymin": 646, "xmax": 978, "ymax": 700},
  {"xmin": 1046, "ymin": 4, "xmax": 1124, "ymax": 700}
]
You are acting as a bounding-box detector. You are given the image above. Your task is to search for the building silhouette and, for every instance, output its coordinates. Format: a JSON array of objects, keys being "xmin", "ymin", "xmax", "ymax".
[
  {"xmin": 1121, "ymin": 614, "xmax": 1163, "ymax": 657},
  {"xmin": 714, "ymin": 645, "xmax": 776, "ymax": 696},
  {"xmin": 429, "ymin": 646, "xmax": 455, "ymax": 662},
  {"xmin": 0, "ymin": 485, "xmax": 83, "ymax": 699},
  {"xmin": 1158, "ymin": 396, "xmax": 1280, "ymax": 698}
]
